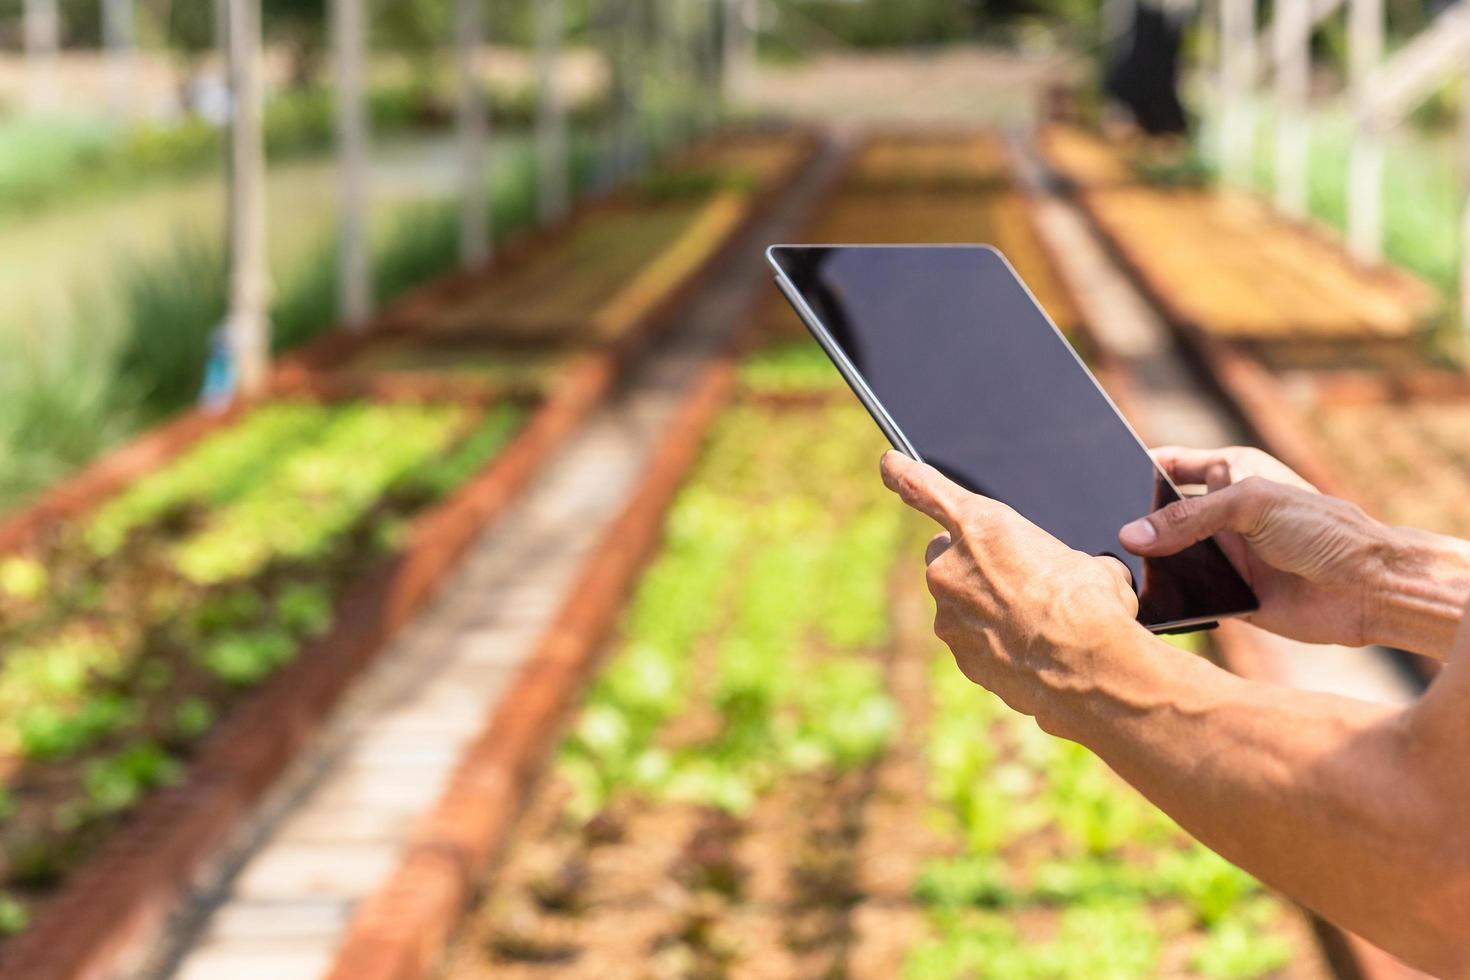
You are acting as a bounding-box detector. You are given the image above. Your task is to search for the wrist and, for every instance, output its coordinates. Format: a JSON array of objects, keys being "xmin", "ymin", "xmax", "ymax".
[
  {"xmin": 1365, "ymin": 526, "xmax": 1470, "ymax": 660},
  {"xmin": 1035, "ymin": 620, "xmax": 1190, "ymax": 742}
]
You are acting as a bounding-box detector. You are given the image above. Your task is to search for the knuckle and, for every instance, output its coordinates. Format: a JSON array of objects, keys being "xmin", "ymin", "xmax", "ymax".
[{"xmin": 1158, "ymin": 498, "xmax": 1196, "ymax": 530}]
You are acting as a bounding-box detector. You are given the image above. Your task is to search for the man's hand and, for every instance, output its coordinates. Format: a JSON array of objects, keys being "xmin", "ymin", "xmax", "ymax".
[
  {"xmin": 880, "ymin": 451, "xmax": 1142, "ymax": 730},
  {"xmin": 1119, "ymin": 446, "xmax": 1470, "ymax": 656}
]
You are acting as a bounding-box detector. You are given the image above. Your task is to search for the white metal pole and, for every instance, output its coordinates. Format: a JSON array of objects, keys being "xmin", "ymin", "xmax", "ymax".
[
  {"xmin": 102, "ymin": 0, "xmax": 137, "ymax": 118},
  {"xmin": 722, "ymin": 0, "xmax": 755, "ymax": 104},
  {"xmin": 1460, "ymin": 70, "xmax": 1470, "ymax": 338},
  {"xmin": 1102, "ymin": 0, "xmax": 1137, "ymax": 56},
  {"xmin": 1347, "ymin": 0, "xmax": 1384, "ymax": 261},
  {"xmin": 23, "ymin": 0, "xmax": 61, "ymax": 114},
  {"xmin": 1274, "ymin": 0, "xmax": 1310, "ymax": 216},
  {"xmin": 1219, "ymin": 0, "xmax": 1256, "ymax": 184},
  {"xmin": 456, "ymin": 0, "xmax": 490, "ymax": 266},
  {"xmin": 536, "ymin": 0, "xmax": 569, "ymax": 225},
  {"xmin": 333, "ymin": 0, "xmax": 372, "ymax": 327},
  {"xmin": 226, "ymin": 0, "xmax": 270, "ymax": 396}
]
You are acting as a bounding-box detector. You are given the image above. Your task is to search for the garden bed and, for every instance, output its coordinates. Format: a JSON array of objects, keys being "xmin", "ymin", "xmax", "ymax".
[
  {"xmin": 751, "ymin": 133, "xmax": 1082, "ymax": 350},
  {"xmin": 0, "ymin": 127, "xmax": 820, "ymax": 980},
  {"xmin": 1038, "ymin": 125, "xmax": 1438, "ymax": 346},
  {"xmin": 411, "ymin": 132, "xmax": 818, "ymax": 347},
  {"xmin": 419, "ymin": 383, "xmax": 1331, "ymax": 980},
  {"xmin": 844, "ymin": 132, "xmax": 1014, "ymax": 190}
]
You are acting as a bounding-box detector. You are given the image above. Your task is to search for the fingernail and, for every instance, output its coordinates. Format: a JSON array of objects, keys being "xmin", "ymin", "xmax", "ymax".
[{"xmin": 1120, "ymin": 518, "xmax": 1156, "ymax": 547}]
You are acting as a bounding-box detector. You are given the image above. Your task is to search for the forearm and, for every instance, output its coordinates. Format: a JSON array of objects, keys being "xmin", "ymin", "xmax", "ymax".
[
  {"xmin": 1047, "ymin": 627, "xmax": 1470, "ymax": 976},
  {"xmin": 1367, "ymin": 526, "xmax": 1470, "ymax": 660}
]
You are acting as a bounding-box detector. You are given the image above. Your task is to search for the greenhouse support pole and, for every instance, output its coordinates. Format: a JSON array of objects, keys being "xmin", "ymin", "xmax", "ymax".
[
  {"xmin": 1102, "ymin": 0, "xmax": 1137, "ymax": 53},
  {"xmin": 1347, "ymin": 0, "xmax": 1384, "ymax": 261},
  {"xmin": 23, "ymin": 0, "xmax": 60, "ymax": 113},
  {"xmin": 722, "ymin": 0, "xmax": 756, "ymax": 104},
  {"xmin": 1461, "ymin": 70, "xmax": 1470, "ymax": 337},
  {"xmin": 1218, "ymin": 0, "xmax": 1256, "ymax": 184},
  {"xmin": 535, "ymin": 0, "xmax": 569, "ymax": 225},
  {"xmin": 225, "ymin": 0, "xmax": 270, "ymax": 397},
  {"xmin": 456, "ymin": 0, "xmax": 490, "ymax": 267},
  {"xmin": 102, "ymin": 0, "xmax": 137, "ymax": 118},
  {"xmin": 333, "ymin": 0, "xmax": 372, "ymax": 328},
  {"xmin": 1273, "ymin": 0, "xmax": 1310, "ymax": 217}
]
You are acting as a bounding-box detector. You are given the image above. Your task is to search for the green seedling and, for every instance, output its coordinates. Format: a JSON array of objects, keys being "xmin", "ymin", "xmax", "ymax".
[
  {"xmin": 1189, "ymin": 900, "xmax": 1293, "ymax": 979},
  {"xmin": 17, "ymin": 692, "xmax": 141, "ymax": 760},
  {"xmin": 276, "ymin": 583, "xmax": 333, "ymax": 639},
  {"xmin": 914, "ymin": 855, "xmax": 1017, "ymax": 909},
  {"xmin": 172, "ymin": 697, "xmax": 217, "ymax": 742},
  {"xmin": 82, "ymin": 741, "xmax": 182, "ymax": 815},
  {"xmin": 0, "ymin": 892, "xmax": 28, "ymax": 936},
  {"xmin": 0, "ymin": 556, "xmax": 47, "ymax": 602},
  {"xmin": 199, "ymin": 628, "xmax": 297, "ymax": 686},
  {"xmin": 1152, "ymin": 845, "xmax": 1262, "ymax": 928}
]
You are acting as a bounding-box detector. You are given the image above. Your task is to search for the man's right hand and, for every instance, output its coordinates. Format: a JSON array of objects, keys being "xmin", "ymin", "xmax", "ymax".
[{"xmin": 1118, "ymin": 446, "xmax": 1399, "ymax": 649}]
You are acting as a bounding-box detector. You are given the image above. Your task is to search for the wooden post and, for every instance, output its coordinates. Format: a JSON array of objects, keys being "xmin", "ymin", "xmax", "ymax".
[
  {"xmin": 333, "ymin": 0, "xmax": 372, "ymax": 327},
  {"xmin": 1347, "ymin": 0, "xmax": 1384, "ymax": 261},
  {"xmin": 102, "ymin": 0, "xmax": 137, "ymax": 118},
  {"xmin": 1274, "ymin": 0, "xmax": 1311, "ymax": 216},
  {"xmin": 536, "ymin": 0, "xmax": 569, "ymax": 225},
  {"xmin": 23, "ymin": 0, "xmax": 60, "ymax": 113},
  {"xmin": 456, "ymin": 0, "xmax": 490, "ymax": 267},
  {"xmin": 1218, "ymin": 0, "xmax": 1256, "ymax": 184},
  {"xmin": 225, "ymin": 0, "xmax": 270, "ymax": 396}
]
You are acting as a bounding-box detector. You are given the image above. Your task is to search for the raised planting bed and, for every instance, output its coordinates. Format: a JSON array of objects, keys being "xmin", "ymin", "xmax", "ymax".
[
  {"xmin": 676, "ymin": 129, "xmax": 821, "ymax": 189},
  {"xmin": 1037, "ymin": 125, "xmax": 1136, "ymax": 190},
  {"xmin": 1078, "ymin": 185, "xmax": 1436, "ymax": 343},
  {"xmin": 415, "ymin": 133, "xmax": 818, "ymax": 347},
  {"xmin": 1037, "ymin": 126, "xmax": 1439, "ymax": 346},
  {"xmin": 750, "ymin": 135, "xmax": 1081, "ymax": 347},
  {"xmin": 844, "ymin": 132, "xmax": 1014, "ymax": 190},
  {"xmin": 308, "ymin": 335, "xmax": 579, "ymax": 399},
  {"xmin": 0, "ymin": 392, "xmax": 528, "ymax": 956},
  {"xmin": 421, "ymin": 388, "xmax": 1332, "ymax": 980}
]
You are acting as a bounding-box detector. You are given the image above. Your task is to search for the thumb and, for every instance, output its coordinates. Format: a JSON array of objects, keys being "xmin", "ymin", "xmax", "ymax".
[{"xmin": 1119, "ymin": 479, "xmax": 1271, "ymax": 557}]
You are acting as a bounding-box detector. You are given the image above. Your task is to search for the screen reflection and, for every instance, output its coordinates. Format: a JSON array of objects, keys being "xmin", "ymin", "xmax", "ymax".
[{"xmin": 772, "ymin": 245, "xmax": 1256, "ymax": 629}]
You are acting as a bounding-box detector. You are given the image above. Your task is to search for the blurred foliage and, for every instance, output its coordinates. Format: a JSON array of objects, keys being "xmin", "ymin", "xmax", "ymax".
[
  {"xmin": 0, "ymin": 83, "xmax": 608, "ymax": 216},
  {"xmin": 0, "ymin": 134, "xmax": 599, "ymax": 511}
]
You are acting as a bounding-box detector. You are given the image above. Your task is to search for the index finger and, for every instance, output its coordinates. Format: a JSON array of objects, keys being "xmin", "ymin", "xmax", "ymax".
[{"xmin": 880, "ymin": 451, "xmax": 967, "ymax": 535}]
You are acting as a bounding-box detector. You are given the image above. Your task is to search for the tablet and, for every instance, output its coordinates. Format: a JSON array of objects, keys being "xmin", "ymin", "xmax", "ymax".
[{"xmin": 766, "ymin": 243, "xmax": 1257, "ymax": 634}]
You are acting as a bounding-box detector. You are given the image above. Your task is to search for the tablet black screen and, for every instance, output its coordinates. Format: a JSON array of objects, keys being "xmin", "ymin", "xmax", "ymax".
[{"xmin": 771, "ymin": 244, "xmax": 1256, "ymax": 631}]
